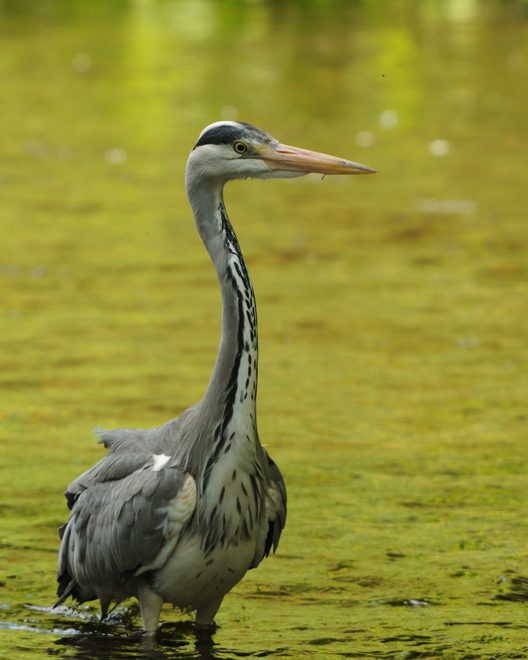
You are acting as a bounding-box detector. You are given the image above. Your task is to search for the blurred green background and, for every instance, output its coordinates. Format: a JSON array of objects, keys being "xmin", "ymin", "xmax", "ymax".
[{"xmin": 1, "ymin": 0, "xmax": 527, "ymax": 658}]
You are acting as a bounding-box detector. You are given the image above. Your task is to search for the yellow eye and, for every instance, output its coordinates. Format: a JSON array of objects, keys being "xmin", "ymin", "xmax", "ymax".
[{"xmin": 233, "ymin": 140, "xmax": 248, "ymax": 154}]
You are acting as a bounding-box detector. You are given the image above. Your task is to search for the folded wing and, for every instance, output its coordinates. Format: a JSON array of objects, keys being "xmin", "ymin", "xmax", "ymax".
[
  {"xmin": 250, "ymin": 451, "xmax": 287, "ymax": 568},
  {"xmin": 57, "ymin": 462, "xmax": 196, "ymax": 606}
]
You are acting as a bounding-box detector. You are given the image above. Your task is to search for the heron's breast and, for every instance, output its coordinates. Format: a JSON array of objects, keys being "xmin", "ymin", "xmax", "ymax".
[
  {"xmin": 200, "ymin": 426, "xmax": 266, "ymax": 548},
  {"xmin": 153, "ymin": 532, "xmax": 255, "ymax": 609}
]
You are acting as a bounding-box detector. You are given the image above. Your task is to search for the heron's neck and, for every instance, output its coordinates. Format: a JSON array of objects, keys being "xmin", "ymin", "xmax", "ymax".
[
  {"xmin": 186, "ymin": 175, "xmax": 265, "ymax": 551},
  {"xmin": 188, "ymin": 179, "xmax": 258, "ymax": 434}
]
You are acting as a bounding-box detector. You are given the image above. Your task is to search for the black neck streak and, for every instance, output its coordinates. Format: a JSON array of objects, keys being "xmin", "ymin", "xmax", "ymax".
[
  {"xmin": 220, "ymin": 203, "xmax": 258, "ymax": 425},
  {"xmin": 201, "ymin": 204, "xmax": 259, "ymax": 498}
]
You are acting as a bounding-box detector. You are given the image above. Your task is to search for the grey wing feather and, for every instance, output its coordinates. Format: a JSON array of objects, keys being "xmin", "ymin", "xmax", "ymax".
[
  {"xmin": 64, "ymin": 410, "xmax": 196, "ymax": 507},
  {"xmin": 65, "ymin": 451, "xmax": 152, "ymax": 508},
  {"xmin": 57, "ymin": 465, "xmax": 196, "ymax": 602},
  {"xmin": 251, "ymin": 451, "xmax": 287, "ymax": 568}
]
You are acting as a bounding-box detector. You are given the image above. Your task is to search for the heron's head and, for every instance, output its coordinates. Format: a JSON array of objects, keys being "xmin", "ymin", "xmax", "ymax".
[{"xmin": 186, "ymin": 121, "xmax": 377, "ymax": 184}]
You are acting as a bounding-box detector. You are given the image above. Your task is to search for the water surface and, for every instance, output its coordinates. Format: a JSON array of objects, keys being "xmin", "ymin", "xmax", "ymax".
[{"xmin": 1, "ymin": 1, "xmax": 528, "ymax": 657}]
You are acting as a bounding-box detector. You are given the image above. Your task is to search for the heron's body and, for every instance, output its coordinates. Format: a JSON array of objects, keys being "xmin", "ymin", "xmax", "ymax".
[{"xmin": 56, "ymin": 121, "xmax": 375, "ymax": 635}]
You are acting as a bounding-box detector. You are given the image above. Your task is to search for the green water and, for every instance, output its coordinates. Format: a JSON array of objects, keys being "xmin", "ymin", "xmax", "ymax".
[{"xmin": 1, "ymin": 0, "xmax": 528, "ymax": 657}]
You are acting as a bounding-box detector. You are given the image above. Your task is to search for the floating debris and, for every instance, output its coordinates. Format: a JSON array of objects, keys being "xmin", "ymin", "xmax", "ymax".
[{"xmin": 371, "ymin": 598, "xmax": 434, "ymax": 607}]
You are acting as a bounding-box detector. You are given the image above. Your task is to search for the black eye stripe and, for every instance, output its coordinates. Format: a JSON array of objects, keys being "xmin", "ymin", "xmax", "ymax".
[
  {"xmin": 194, "ymin": 126, "xmax": 243, "ymax": 149},
  {"xmin": 193, "ymin": 122, "xmax": 274, "ymax": 150}
]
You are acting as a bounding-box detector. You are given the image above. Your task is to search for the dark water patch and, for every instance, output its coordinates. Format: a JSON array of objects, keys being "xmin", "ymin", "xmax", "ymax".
[
  {"xmin": 336, "ymin": 575, "xmax": 385, "ymax": 587},
  {"xmin": 280, "ymin": 582, "xmax": 344, "ymax": 595},
  {"xmin": 445, "ymin": 620, "xmax": 528, "ymax": 630},
  {"xmin": 478, "ymin": 264, "xmax": 528, "ymax": 284},
  {"xmin": 285, "ymin": 595, "xmax": 359, "ymax": 608},
  {"xmin": 342, "ymin": 628, "xmax": 365, "ymax": 634},
  {"xmin": 247, "ymin": 589, "xmax": 291, "ymax": 598},
  {"xmin": 335, "ymin": 599, "xmax": 361, "ymax": 608},
  {"xmin": 494, "ymin": 576, "xmax": 528, "ymax": 603},
  {"xmin": 54, "ymin": 632, "xmax": 188, "ymax": 659},
  {"xmin": 308, "ymin": 636, "xmax": 345, "ymax": 645},
  {"xmin": 230, "ymin": 652, "xmax": 291, "ymax": 658},
  {"xmin": 329, "ymin": 560, "xmax": 355, "ymax": 572},
  {"xmin": 381, "ymin": 634, "xmax": 432, "ymax": 643},
  {"xmin": 335, "ymin": 648, "xmax": 451, "ymax": 659},
  {"xmin": 380, "ymin": 638, "xmax": 455, "ymax": 660},
  {"xmin": 387, "ymin": 222, "xmax": 444, "ymax": 244},
  {"xmin": 54, "ymin": 624, "xmax": 291, "ymax": 660},
  {"xmin": 0, "ymin": 541, "xmax": 58, "ymax": 554},
  {"xmin": 386, "ymin": 551, "xmax": 406, "ymax": 560},
  {"xmin": 51, "ymin": 619, "xmax": 208, "ymax": 659}
]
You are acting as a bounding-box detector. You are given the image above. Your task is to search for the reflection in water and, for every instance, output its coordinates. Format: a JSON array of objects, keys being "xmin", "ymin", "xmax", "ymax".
[
  {"xmin": 53, "ymin": 620, "xmax": 287, "ymax": 659},
  {"xmin": 22, "ymin": 604, "xmax": 222, "ymax": 658},
  {"xmin": 54, "ymin": 623, "xmax": 216, "ymax": 660}
]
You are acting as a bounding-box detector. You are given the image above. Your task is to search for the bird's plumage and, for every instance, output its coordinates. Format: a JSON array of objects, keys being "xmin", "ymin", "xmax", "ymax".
[{"xmin": 56, "ymin": 121, "xmax": 374, "ymax": 635}]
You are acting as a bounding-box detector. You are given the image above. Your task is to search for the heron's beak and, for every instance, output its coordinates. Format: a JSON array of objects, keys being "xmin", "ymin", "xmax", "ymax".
[{"xmin": 259, "ymin": 143, "xmax": 377, "ymax": 175}]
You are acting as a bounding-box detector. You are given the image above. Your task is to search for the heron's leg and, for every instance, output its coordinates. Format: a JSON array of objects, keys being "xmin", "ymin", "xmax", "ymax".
[
  {"xmin": 138, "ymin": 582, "xmax": 163, "ymax": 637},
  {"xmin": 195, "ymin": 596, "xmax": 223, "ymax": 628}
]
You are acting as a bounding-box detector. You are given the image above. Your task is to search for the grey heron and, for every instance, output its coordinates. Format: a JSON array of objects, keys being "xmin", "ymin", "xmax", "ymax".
[{"xmin": 56, "ymin": 121, "xmax": 376, "ymax": 636}]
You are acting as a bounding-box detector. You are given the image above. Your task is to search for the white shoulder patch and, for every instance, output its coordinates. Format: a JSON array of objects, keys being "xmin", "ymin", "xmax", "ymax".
[{"xmin": 152, "ymin": 454, "xmax": 171, "ymax": 471}]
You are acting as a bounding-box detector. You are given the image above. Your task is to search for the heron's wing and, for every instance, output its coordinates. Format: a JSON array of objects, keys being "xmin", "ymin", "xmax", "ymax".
[
  {"xmin": 64, "ymin": 410, "xmax": 196, "ymax": 509},
  {"xmin": 57, "ymin": 465, "xmax": 196, "ymax": 603},
  {"xmin": 64, "ymin": 449, "xmax": 153, "ymax": 509},
  {"xmin": 250, "ymin": 451, "xmax": 287, "ymax": 568}
]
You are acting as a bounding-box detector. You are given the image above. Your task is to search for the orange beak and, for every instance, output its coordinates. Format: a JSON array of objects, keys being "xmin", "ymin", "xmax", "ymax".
[{"xmin": 259, "ymin": 143, "xmax": 377, "ymax": 175}]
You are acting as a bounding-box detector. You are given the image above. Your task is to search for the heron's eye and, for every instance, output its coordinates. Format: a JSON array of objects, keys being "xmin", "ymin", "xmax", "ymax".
[{"xmin": 233, "ymin": 140, "xmax": 248, "ymax": 155}]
